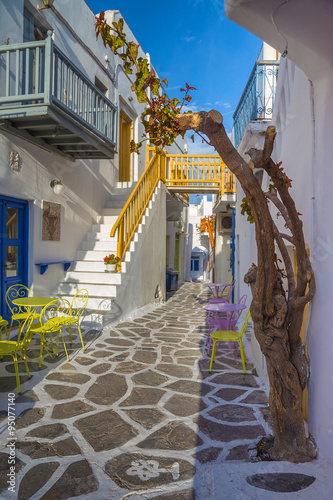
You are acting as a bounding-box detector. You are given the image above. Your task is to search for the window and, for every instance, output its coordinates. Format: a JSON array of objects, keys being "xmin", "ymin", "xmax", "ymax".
[
  {"xmin": 191, "ymin": 258, "xmax": 200, "ymax": 271},
  {"xmin": 95, "ymin": 76, "xmax": 108, "ymax": 97}
]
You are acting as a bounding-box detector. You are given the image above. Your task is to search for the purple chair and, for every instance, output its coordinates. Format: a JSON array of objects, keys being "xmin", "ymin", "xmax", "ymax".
[
  {"xmin": 206, "ymin": 294, "xmax": 247, "ymax": 359},
  {"xmin": 208, "ymin": 281, "xmax": 235, "ymax": 304}
]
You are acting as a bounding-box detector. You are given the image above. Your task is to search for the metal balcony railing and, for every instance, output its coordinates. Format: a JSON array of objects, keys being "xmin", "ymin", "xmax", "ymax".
[
  {"xmin": 233, "ymin": 60, "xmax": 279, "ymax": 149},
  {"xmin": 0, "ymin": 31, "xmax": 116, "ymax": 147}
]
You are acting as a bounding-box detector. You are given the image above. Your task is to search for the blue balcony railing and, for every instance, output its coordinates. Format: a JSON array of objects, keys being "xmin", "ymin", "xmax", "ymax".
[
  {"xmin": 233, "ymin": 60, "xmax": 279, "ymax": 149},
  {"xmin": 0, "ymin": 31, "xmax": 117, "ymax": 147}
]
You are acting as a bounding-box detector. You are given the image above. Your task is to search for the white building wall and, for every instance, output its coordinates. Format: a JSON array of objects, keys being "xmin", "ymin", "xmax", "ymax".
[
  {"xmin": 272, "ymin": 57, "xmax": 333, "ymax": 461},
  {"xmin": 227, "ymin": 0, "xmax": 333, "ymax": 459},
  {"xmin": 0, "ymin": 0, "xmax": 186, "ymax": 320}
]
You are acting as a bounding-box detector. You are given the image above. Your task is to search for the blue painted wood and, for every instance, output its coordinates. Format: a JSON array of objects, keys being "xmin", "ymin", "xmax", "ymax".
[
  {"xmin": 35, "ymin": 261, "xmax": 75, "ymax": 275},
  {"xmin": 0, "ymin": 38, "xmax": 117, "ymax": 146},
  {"xmin": 0, "ymin": 196, "xmax": 29, "ymax": 321}
]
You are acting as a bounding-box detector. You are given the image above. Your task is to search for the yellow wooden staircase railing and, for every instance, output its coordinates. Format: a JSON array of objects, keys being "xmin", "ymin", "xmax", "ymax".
[
  {"xmin": 110, "ymin": 152, "xmax": 166, "ymax": 261},
  {"xmin": 165, "ymin": 153, "xmax": 235, "ymax": 194},
  {"xmin": 111, "ymin": 146, "xmax": 235, "ymax": 264}
]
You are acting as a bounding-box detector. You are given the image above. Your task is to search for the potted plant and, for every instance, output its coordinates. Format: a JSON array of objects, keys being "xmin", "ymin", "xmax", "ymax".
[{"xmin": 104, "ymin": 254, "xmax": 120, "ymax": 272}]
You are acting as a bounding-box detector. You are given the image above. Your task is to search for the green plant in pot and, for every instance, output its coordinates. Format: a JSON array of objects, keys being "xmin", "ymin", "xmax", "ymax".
[{"xmin": 104, "ymin": 254, "xmax": 120, "ymax": 272}]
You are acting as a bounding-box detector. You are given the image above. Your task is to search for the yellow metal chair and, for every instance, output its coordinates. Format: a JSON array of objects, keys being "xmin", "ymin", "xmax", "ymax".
[
  {"xmin": 0, "ymin": 316, "xmax": 8, "ymax": 341},
  {"xmin": 30, "ymin": 299, "xmax": 71, "ymax": 367},
  {"xmin": 5, "ymin": 284, "xmax": 39, "ymax": 336},
  {"xmin": 209, "ymin": 309, "xmax": 251, "ymax": 373},
  {"xmin": 48, "ymin": 289, "xmax": 88, "ymax": 351},
  {"xmin": 0, "ymin": 312, "xmax": 35, "ymax": 393}
]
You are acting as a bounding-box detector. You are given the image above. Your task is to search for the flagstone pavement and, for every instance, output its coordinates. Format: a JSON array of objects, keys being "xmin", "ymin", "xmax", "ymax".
[{"xmin": 0, "ymin": 282, "xmax": 324, "ymax": 499}]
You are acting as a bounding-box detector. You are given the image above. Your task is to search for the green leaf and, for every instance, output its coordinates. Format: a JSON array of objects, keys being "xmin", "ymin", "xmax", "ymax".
[{"xmin": 124, "ymin": 61, "xmax": 133, "ymax": 74}]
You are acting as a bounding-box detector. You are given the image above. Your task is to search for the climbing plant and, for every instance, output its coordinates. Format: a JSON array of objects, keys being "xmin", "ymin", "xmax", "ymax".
[{"xmin": 96, "ymin": 12, "xmax": 316, "ymax": 462}]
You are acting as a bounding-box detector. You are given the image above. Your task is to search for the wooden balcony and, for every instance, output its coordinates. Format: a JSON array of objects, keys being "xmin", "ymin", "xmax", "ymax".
[{"xmin": 0, "ymin": 31, "xmax": 117, "ymax": 160}]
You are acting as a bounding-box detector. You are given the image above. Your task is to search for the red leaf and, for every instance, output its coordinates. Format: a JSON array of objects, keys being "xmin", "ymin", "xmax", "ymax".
[
  {"xmin": 180, "ymin": 88, "xmax": 185, "ymax": 92},
  {"xmin": 185, "ymin": 82, "xmax": 190, "ymax": 90}
]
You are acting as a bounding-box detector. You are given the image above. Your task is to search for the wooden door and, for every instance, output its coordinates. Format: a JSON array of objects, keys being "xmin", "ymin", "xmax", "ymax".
[
  {"xmin": 119, "ymin": 110, "xmax": 132, "ymax": 182},
  {"xmin": 0, "ymin": 196, "xmax": 29, "ymax": 320}
]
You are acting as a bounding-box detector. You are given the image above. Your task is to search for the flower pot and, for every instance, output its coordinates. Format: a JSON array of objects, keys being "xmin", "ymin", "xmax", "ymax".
[{"xmin": 105, "ymin": 263, "xmax": 117, "ymax": 273}]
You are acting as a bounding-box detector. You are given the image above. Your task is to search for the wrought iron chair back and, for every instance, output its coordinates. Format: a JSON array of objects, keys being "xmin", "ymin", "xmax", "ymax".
[
  {"xmin": 229, "ymin": 294, "xmax": 247, "ymax": 327},
  {"xmin": 69, "ymin": 289, "xmax": 88, "ymax": 320},
  {"xmin": 0, "ymin": 311, "xmax": 35, "ymax": 393},
  {"xmin": 5, "ymin": 284, "xmax": 39, "ymax": 336}
]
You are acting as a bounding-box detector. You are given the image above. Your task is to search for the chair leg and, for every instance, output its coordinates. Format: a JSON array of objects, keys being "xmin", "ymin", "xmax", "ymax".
[
  {"xmin": 239, "ymin": 340, "xmax": 247, "ymax": 373},
  {"xmin": 228, "ymin": 342, "xmax": 239, "ymax": 364},
  {"xmin": 55, "ymin": 331, "xmax": 60, "ymax": 356},
  {"xmin": 59, "ymin": 329, "xmax": 69, "ymax": 362},
  {"xmin": 49, "ymin": 331, "xmax": 53, "ymax": 353},
  {"xmin": 69, "ymin": 325, "xmax": 72, "ymax": 344},
  {"xmin": 22, "ymin": 354, "xmax": 31, "ymax": 379},
  {"xmin": 209, "ymin": 339, "xmax": 218, "ymax": 372},
  {"xmin": 77, "ymin": 323, "xmax": 85, "ymax": 351},
  {"xmin": 13, "ymin": 354, "xmax": 21, "ymax": 394},
  {"xmin": 38, "ymin": 334, "xmax": 52, "ymax": 368}
]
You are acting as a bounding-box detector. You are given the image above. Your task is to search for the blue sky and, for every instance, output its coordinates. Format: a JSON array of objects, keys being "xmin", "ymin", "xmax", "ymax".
[{"xmin": 85, "ymin": 0, "xmax": 262, "ymax": 154}]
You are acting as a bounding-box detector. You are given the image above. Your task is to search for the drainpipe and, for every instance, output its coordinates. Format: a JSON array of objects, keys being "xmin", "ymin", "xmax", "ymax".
[{"xmin": 304, "ymin": 79, "xmax": 316, "ymax": 349}]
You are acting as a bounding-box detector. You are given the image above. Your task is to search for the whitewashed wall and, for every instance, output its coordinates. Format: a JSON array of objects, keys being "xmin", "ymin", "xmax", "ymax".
[
  {"xmin": 0, "ymin": 0, "xmax": 185, "ymax": 315},
  {"xmin": 272, "ymin": 57, "xmax": 333, "ymax": 461}
]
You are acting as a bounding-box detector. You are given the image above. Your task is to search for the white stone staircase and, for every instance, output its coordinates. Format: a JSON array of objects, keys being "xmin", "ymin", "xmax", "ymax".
[
  {"xmin": 54, "ymin": 181, "xmax": 165, "ymax": 325},
  {"xmin": 55, "ymin": 185, "xmax": 134, "ymax": 319}
]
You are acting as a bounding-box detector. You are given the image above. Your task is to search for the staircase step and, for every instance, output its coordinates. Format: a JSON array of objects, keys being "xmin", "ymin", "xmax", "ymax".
[
  {"xmin": 87, "ymin": 231, "xmax": 117, "ymax": 242},
  {"xmin": 77, "ymin": 250, "xmax": 117, "ymax": 261},
  {"xmin": 82, "ymin": 241, "xmax": 117, "ymax": 251},
  {"xmin": 64, "ymin": 271, "xmax": 121, "ymax": 284},
  {"xmin": 58, "ymin": 282, "xmax": 118, "ymax": 297},
  {"xmin": 72, "ymin": 261, "xmax": 110, "ymax": 272},
  {"xmin": 97, "ymin": 212, "xmax": 121, "ymax": 221},
  {"xmin": 60, "ymin": 295, "xmax": 114, "ymax": 311},
  {"xmin": 91, "ymin": 223, "xmax": 114, "ymax": 233}
]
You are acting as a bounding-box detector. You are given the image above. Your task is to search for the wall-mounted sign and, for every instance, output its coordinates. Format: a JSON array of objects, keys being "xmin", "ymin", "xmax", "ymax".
[{"xmin": 42, "ymin": 201, "xmax": 61, "ymax": 241}]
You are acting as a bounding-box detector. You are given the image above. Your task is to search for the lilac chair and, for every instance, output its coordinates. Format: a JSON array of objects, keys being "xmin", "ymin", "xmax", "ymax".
[
  {"xmin": 206, "ymin": 294, "xmax": 247, "ymax": 359},
  {"xmin": 209, "ymin": 281, "xmax": 235, "ymax": 304}
]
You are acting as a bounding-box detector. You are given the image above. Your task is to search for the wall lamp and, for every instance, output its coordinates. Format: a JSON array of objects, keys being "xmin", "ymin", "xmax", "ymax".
[
  {"xmin": 50, "ymin": 179, "xmax": 64, "ymax": 195},
  {"xmin": 38, "ymin": 0, "xmax": 54, "ymax": 10}
]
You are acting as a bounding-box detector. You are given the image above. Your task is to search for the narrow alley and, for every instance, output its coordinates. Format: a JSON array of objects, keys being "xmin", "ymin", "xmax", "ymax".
[{"xmin": 0, "ymin": 283, "xmax": 275, "ymax": 499}]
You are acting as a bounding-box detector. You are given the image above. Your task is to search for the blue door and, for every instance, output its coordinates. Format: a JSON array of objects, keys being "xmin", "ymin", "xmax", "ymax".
[{"xmin": 0, "ymin": 196, "xmax": 29, "ymax": 321}]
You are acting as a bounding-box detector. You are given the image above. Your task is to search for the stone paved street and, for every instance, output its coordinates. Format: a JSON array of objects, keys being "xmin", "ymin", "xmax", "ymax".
[{"xmin": 0, "ymin": 283, "xmax": 273, "ymax": 499}]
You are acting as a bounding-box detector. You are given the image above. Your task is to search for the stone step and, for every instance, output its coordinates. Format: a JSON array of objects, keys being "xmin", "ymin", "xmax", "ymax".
[
  {"xmin": 77, "ymin": 250, "xmax": 117, "ymax": 261},
  {"xmin": 72, "ymin": 260, "xmax": 107, "ymax": 272},
  {"xmin": 86, "ymin": 231, "xmax": 117, "ymax": 242},
  {"xmin": 91, "ymin": 223, "xmax": 114, "ymax": 233},
  {"xmin": 60, "ymin": 294, "xmax": 114, "ymax": 311},
  {"xmin": 82, "ymin": 240, "xmax": 117, "ymax": 251},
  {"xmin": 96, "ymin": 214, "xmax": 120, "ymax": 224},
  {"xmin": 64, "ymin": 270, "xmax": 122, "ymax": 285},
  {"xmin": 58, "ymin": 282, "xmax": 118, "ymax": 297}
]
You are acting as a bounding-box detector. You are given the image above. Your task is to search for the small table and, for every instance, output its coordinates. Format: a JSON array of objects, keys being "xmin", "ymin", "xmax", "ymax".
[
  {"xmin": 12, "ymin": 297, "xmax": 57, "ymax": 309},
  {"xmin": 203, "ymin": 302, "xmax": 246, "ymax": 330},
  {"xmin": 12, "ymin": 296, "xmax": 59, "ymax": 360},
  {"xmin": 204, "ymin": 282, "xmax": 233, "ymax": 303}
]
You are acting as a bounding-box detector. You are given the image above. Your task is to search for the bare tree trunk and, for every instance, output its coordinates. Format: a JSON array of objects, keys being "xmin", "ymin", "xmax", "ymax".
[{"xmin": 178, "ymin": 110, "xmax": 317, "ymax": 462}]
